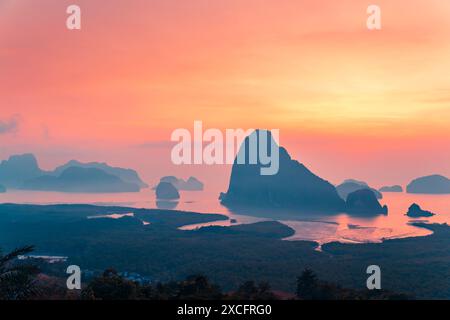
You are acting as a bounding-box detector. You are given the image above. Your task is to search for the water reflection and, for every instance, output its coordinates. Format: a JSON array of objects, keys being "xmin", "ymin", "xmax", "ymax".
[
  {"xmin": 0, "ymin": 189, "xmax": 448, "ymax": 245},
  {"xmin": 156, "ymin": 200, "xmax": 179, "ymax": 210}
]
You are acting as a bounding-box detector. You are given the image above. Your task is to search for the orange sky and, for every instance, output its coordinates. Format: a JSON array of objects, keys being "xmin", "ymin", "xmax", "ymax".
[{"xmin": 0, "ymin": 0, "xmax": 449, "ymax": 189}]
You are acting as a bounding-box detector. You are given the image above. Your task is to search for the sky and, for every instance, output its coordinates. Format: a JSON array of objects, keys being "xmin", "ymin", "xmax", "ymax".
[{"xmin": 0, "ymin": 0, "xmax": 450, "ymax": 190}]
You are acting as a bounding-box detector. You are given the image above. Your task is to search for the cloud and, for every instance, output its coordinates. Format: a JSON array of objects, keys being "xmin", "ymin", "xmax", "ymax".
[{"xmin": 0, "ymin": 116, "xmax": 19, "ymax": 134}]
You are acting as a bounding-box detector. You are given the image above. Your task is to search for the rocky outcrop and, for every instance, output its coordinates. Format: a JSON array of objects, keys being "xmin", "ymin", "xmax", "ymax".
[
  {"xmin": 159, "ymin": 176, "xmax": 204, "ymax": 191},
  {"xmin": 345, "ymin": 189, "xmax": 388, "ymax": 215},
  {"xmin": 220, "ymin": 130, "xmax": 346, "ymax": 212},
  {"xmin": 406, "ymin": 203, "xmax": 435, "ymax": 217},
  {"xmin": 155, "ymin": 182, "xmax": 180, "ymax": 200}
]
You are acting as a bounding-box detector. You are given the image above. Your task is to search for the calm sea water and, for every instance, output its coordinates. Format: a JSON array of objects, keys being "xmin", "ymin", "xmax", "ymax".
[{"xmin": 1, "ymin": 189, "xmax": 449, "ymax": 246}]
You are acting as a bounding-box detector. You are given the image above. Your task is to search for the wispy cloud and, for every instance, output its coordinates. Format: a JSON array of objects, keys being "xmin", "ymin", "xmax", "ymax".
[{"xmin": 0, "ymin": 116, "xmax": 19, "ymax": 134}]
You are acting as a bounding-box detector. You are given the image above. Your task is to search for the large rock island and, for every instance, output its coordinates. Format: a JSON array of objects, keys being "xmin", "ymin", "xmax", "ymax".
[
  {"xmin": 407, "ymin": 175, "xmax": 450, "ymax": 194},
  {"xmin": 220, "ymin": 130, "xmax": 346, "ymax": 212},
  {"xmin": 155, "ymin": 182, "xmax": 180, "ymax": 200},
  {"xmin": 346, "ymin": 189, "xmax": 388, "ymax": 215}
]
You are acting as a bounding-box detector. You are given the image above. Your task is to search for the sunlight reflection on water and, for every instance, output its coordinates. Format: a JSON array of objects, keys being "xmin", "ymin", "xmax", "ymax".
[{"xmin": 0, "ymin": 189, "xmax": 448, "ymax": 245}]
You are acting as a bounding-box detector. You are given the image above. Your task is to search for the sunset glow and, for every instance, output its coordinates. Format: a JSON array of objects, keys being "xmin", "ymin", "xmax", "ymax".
[{"xmin": 1, "ymin": 0, "xmax": 449, "ymax": 187}]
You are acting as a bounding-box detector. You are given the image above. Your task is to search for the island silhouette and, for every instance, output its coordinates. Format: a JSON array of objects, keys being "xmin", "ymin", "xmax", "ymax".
[
  {"xmin": 407, "ymin": 175, "xmax": 450, "ymax": 194},
  {"xmin": 336, "ymin": 179, "xmax": 383, "ymax": 200},
  {"xmin": 379, "ymin": 185, "xmax": 403, "ymax": 193},
  {"xmin": 220, "ymin": 130, "xmax": 386, "ymax": 215},
  {"xmin": 156, "ymin": 176, "xmax": 204, "ymax": 191},
  {"xmin": 406, "ymin": 203, "xmax": 436, "ymax": 218},
  {"xmin": 0, "ymin": 154, "xmax": 147, "ymax": 193}
]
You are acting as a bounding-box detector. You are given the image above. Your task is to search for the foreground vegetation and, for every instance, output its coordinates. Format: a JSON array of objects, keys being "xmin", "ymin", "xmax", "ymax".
[
  {"xmin": 79, "ymin": 268, "xmax": 409, "ymax": 300},
  {"xmin": 0, "ymin": 246, "xmax": 39, "ymax": 299},
  {"xmin": 0, "ymin": 248, "xmax": 408, "ymax": 300},
  {"xmin": 0, "ymin": 204, "xmax": 449, "ymax": 299}
]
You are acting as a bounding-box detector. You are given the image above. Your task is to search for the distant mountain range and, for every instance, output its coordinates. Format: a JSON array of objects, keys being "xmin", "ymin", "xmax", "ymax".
[
  {"xmin": 53, "ymin": 160, "xmax": 148, "ymax": 188},
  {"xmin": 0, "ymin": 154, "xmax": 147, "ymax": 193},
  {"xmin": 407, "ymin": 175, "xmax": 450, "ymax": 194},
  {"xmin": 22, "ymin": 167, "xmax": 140, "ymax": 193}
]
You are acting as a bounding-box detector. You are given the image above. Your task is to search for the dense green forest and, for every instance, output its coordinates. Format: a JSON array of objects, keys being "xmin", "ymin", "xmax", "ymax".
[{"xmin": 0, "ymin": 204, "xmax": 449, "ymax": 299}]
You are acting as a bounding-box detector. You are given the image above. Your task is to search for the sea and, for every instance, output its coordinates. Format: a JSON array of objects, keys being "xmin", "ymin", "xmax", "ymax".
[{"xmin": 1, "ymin": 188, "xmax": 449, "ymax": 246}]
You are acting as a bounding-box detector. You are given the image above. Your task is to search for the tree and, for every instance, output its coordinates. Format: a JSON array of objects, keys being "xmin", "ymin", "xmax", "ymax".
[
  {"xmin": 230, "ymin": 280, "xmax": 276, "ymax": 300},
  {"xmin": 0, "ymin": 246, "xmax": 39, "ymax": 300},
  {"xmin": 296, "ymin": 268, "xmax": 319, "ymax": 300},
  {"xmin": 81, "ymin": 269, "xmax": 138, "ymax": 300},
  {"xmin": 176, "ymin": 274, "xmax": 223, "ymax": 300}
]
